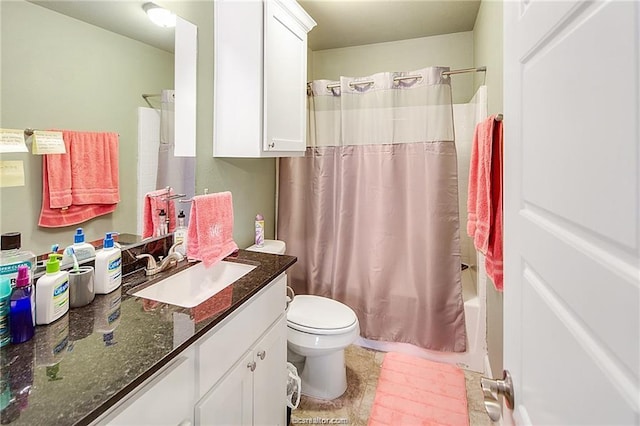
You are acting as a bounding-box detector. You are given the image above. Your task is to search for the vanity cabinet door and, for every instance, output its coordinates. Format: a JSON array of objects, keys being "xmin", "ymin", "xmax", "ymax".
[
  {"xmin": 252, "ymin": 315, "xmax": 287, "ymax": 426},
  {"xmin": 263, "ymin": 0, "xmax": 308, "ymax": 154},
  {"xmin": 99, "ymin": 348, "xmax": 195, "ymax": 426},
  {"xmin": 213, "ymin": 0, "xmax": 315, "ymax": 158},
  {"xmin": 195, "ymin": 351, "xmax": 254, "ymax": 426}
]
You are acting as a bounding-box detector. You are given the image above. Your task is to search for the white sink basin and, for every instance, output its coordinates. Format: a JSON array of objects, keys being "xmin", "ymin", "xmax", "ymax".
[{"xmin": 131, "ymin": 261, "xmax": 256, "ymax": 308}]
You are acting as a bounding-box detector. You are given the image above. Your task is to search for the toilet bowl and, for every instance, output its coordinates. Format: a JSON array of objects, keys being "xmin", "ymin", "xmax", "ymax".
[
  {"xmin": 287, "ymin": 295, "xmax": 359, "ymax": 400},
  {"xmin": 246, "ymin": 240, "xmax": 360, "ymax": 400}
]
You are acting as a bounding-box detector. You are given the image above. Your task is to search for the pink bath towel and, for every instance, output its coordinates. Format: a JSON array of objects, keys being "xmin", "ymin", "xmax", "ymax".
[
  {"xmin": 186, "ymin": 192, "xmax": 238, "ymax": 267},
  {"xmin": 485, "ymin": 120, "xmax": 504, "ymax": 291},
  {"xmin": 39, "ymin": 131, "xmax": 119, "ymax": 227},
  {"xmin": 67, "ymin": 131, "xmax": 119, "ymax": 205},
  {"xmin": 467, "ymin": 116, "xmax": 504, "ymax": 291},
  {"xmin": 39, "ymin": 158, "xmax": 117, "ymax": 227},
  {"xmin": 45, "ymin": 142, "xmax": 73, "ymax": 209},
  {"xmin": 467, "ymin": 116, "xmax": 495, "ymax": 253},
  {"xmin": 142, "ymin": 188, "xmax": 178, "ymax": 239}
]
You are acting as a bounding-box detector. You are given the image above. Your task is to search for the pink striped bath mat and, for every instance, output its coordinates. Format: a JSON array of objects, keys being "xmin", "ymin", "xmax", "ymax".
[{"xmin": 368, "ymin": 352, "xmax": 469, "ymax": 426}]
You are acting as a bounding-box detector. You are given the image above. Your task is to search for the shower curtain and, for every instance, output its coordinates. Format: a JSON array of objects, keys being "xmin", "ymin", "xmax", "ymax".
[
  {"xmin": 156, "ymin": 89, "xmax": 196, "ymax": 223},
  {"xmin": 278, "ymin": 67, "xmax": 467, "ymax": 352}
]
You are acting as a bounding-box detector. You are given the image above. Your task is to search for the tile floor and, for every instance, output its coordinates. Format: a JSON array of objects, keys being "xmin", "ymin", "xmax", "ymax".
[{"xmin": 290, "ymin": 345, "xmax": 494, "ymax": 426}]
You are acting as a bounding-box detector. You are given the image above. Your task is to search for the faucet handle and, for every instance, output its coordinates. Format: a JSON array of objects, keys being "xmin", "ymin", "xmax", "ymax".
[
  {"xmin": 168, "ymin": 242, "xmax": 185, "ymax": 262},
  {"xmin": 136, "ymin": 254, "xmax": 157, "ymax": 270}
]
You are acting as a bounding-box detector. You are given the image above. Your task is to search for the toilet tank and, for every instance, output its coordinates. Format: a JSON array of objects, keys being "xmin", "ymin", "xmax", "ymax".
[{"xmin": 246, "ymin": 239, "xmax": 286, "ymax": 255}]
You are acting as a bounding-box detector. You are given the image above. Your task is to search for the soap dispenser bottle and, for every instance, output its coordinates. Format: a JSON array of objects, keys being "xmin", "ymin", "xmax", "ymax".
[
  {"xmin": 94, "ymin": 233, "xmax": 122, "ymax": 294},
  {"xmin": 158, "ymin": 209, "xmax": 168, "ymax": 236},
  {"xmin": 62, "ymin": 228, "xmax": 95, "ymax": 268},
  {"xmin": 35, "ymin": 254, "xmax": 69, "ymax": 325},
  {"xmin": 174, "ymin": 210, "xmax": 187, "ymax": 256}
]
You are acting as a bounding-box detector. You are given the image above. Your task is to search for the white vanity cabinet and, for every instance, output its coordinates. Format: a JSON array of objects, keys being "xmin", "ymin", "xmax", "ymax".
[
  {"xmin": 213, "ymin": 0, "xmax": 316, "ymax": 158},
  {"xmin": 93, "ymin": 274, "xmax": 288, "ymax": 426},
  {"xmin": 97, "ymin": 347, "xmax": 196, "ymax": 426},
  {"xmin": 196, "ymin": 316, "xmax": 287, "ymax": 425}
]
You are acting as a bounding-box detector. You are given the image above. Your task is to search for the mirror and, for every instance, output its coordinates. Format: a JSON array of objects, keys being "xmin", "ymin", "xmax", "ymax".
[{"xmin": 0, "ymin": 0, "xmax": 197, "ymax": 255}]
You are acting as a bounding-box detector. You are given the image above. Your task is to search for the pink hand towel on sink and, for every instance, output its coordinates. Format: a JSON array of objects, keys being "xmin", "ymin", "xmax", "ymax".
[{"xmin": 186, "ymin": 191, "xmax": 238, "ymax": 267}]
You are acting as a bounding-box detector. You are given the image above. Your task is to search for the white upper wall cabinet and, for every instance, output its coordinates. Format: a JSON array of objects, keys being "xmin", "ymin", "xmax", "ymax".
[{"xmin": 213, "ymin": 0, "xmax": 316, "ymax": 158}]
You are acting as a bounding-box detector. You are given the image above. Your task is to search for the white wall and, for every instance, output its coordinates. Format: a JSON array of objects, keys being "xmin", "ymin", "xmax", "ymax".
[
  {"xmin": 311, "ymin": 31, "xmax": 475, "ymax": 104},
  {"xmin": 474, "ymin": 1, "xmax": 504, "ymax": 116},
  {"xmin": 473, "ymin": 0, "xmax": 504, "ymax": 378}
]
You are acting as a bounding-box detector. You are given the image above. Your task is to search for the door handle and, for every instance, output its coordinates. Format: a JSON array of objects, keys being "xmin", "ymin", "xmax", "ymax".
[
  {"xmin": 480, "ymin": 370, "xmax": 514, "ymax": 421},
  {"xmin": 247, "ymin": 361, "xmax": 257, "ymax": 372},
  {"xmin": 257, "ymin": 350, "xmax": 266, "ymax": 360}
]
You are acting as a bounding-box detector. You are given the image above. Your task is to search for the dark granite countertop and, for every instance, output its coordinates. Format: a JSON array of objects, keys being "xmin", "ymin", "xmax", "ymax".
[{"xmin": 0, "ymin": 249, "xmax": 296, "ymax": 425}]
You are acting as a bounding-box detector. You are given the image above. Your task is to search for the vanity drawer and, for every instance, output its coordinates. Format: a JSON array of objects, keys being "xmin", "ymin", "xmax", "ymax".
[{"xmin": 196, "ymin": 274, "xmax": 286, "ymax": 399}]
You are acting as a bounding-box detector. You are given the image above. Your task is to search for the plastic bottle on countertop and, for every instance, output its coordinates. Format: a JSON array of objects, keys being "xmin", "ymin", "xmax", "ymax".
[
  {"xmin": 34, "ymin": 254, "xmax": 69, "ymax": 325},
  {"xmin": 158, "ymin": 209, "xmax": 168, "ymax": 236},
  {"xmin": 0, "ymin": 277, "xmax": 11, "ymax": 347},
  {"xmin": 61, "ymin": 228, "xmax": 96, "ymax": 269},
  {"xmin": 255, "ymin": 214, "xmax": 265, "ymax": 248},
  {"xmin": 9, "ymin": 265, "xmax": 35, "ymax": 344},
  {"xmin": 174, "ymin": 210, "xmax": 188, "ymax": 256},
  {"xmin": 0, "ymin": 232, "xmax": 36, "ymax": 288},
  {"xmin": 94, "ymin": 233, "xmax": 122, "ymax": 294}
]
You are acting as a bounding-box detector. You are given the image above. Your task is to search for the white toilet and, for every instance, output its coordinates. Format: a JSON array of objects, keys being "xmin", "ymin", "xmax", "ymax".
[{"xmin": 246, "ymin": 240, "xmax": 360, "ymax": 400}]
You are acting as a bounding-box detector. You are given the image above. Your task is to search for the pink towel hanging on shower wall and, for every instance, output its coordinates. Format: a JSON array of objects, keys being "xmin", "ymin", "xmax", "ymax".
[{"xmin": 467, "ymin": 115, "xmax": 504, "ymax": 291}]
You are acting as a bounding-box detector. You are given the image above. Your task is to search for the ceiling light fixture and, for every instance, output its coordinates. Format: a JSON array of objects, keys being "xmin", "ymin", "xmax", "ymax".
[{"xmin": 143, "ymin": 3, "xmax": 176, "ymax": 28}]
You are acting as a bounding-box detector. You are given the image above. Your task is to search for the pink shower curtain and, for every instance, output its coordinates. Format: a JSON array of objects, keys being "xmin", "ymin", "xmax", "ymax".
[{"xmin": 279, "ymin": 67, "xmax": 466, "ymax": 352}]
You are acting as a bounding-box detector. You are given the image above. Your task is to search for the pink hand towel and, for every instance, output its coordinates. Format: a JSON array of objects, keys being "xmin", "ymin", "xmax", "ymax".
[
  {"xmin": 485, "ymin": 120, "xmax": 504, "ymax": 291},
  {"xmin": 186, "ymin": 192, "xmax": 238, "ymax": 267},
  {"xmin": 142, "ymin": 189, "xmax": 178, "ymax": 239},
  {"xmin": 39, "ymin": 130, "xmax": 119, "ymax": 227},
  {"xmin": 467, "ymin": 116, "xmax": 496, "ymax": 254}
]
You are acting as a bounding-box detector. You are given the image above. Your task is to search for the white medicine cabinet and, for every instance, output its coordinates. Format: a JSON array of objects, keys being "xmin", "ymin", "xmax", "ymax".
[{"xmin": 213, "ymin": 0, "xmax": 316, "ymax": 158}]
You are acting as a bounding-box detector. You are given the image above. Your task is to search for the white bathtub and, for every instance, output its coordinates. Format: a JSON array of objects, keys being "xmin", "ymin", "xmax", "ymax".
[{"xmin": 355, "ymin": 255, "xmax": 488, "ymax": 374}]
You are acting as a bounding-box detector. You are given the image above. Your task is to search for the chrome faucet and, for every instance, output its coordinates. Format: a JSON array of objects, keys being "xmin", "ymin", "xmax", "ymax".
[{"xmin": 136, "ymin": 243, "xmax": 184, "ymax": 276}]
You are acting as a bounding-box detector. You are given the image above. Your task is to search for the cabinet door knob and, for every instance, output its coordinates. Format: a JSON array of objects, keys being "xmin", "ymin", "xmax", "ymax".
[
  {"xmin": 269, "ymin": 142, "xmax": 275, "ymax": 149},
  {"xmin": 247, "ymin": 361, "xmax": 257, "ymax": 372},
  {"xmin": 257, "ymin": 350, "xmax": 266, "ymax": 360}
]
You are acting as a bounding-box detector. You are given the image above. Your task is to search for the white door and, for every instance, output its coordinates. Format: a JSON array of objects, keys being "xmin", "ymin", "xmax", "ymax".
[{"xmin": 503, "ymin": 1, "xmax": 639, "ymax": 425}]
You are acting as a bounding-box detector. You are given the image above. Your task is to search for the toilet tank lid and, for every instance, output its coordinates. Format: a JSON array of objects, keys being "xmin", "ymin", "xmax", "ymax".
[{"xmin": 246, "ymin": 239, "xmax": 286, "ymax": 254}]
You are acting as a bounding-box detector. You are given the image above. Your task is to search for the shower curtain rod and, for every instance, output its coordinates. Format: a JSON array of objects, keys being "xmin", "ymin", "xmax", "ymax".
[
  {"xmin": 442, "ymin": 66, "xmax": 487, "ymax": 76},
  {"xmin": 315, "ymin": 66, "xmax": 488, "ymax": 90},
  {"xmin": 142, "ymin": 93, "xmax": 161, "ymax": 109}
]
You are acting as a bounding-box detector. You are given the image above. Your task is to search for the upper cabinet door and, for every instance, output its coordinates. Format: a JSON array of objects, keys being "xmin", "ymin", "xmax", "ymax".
[
  {"xmin": 213, "ymin": 0, "xmax": 316, "ymax": 158},
  {"xmin": 263, "ymin": 0, "xmax": 308, "ymax": 153}
]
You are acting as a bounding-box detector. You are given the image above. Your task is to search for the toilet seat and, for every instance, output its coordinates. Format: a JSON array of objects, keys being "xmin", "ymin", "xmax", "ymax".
[{"xmin": 287, "ymin": 295, "xmax": 358, "ymax": 336}]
